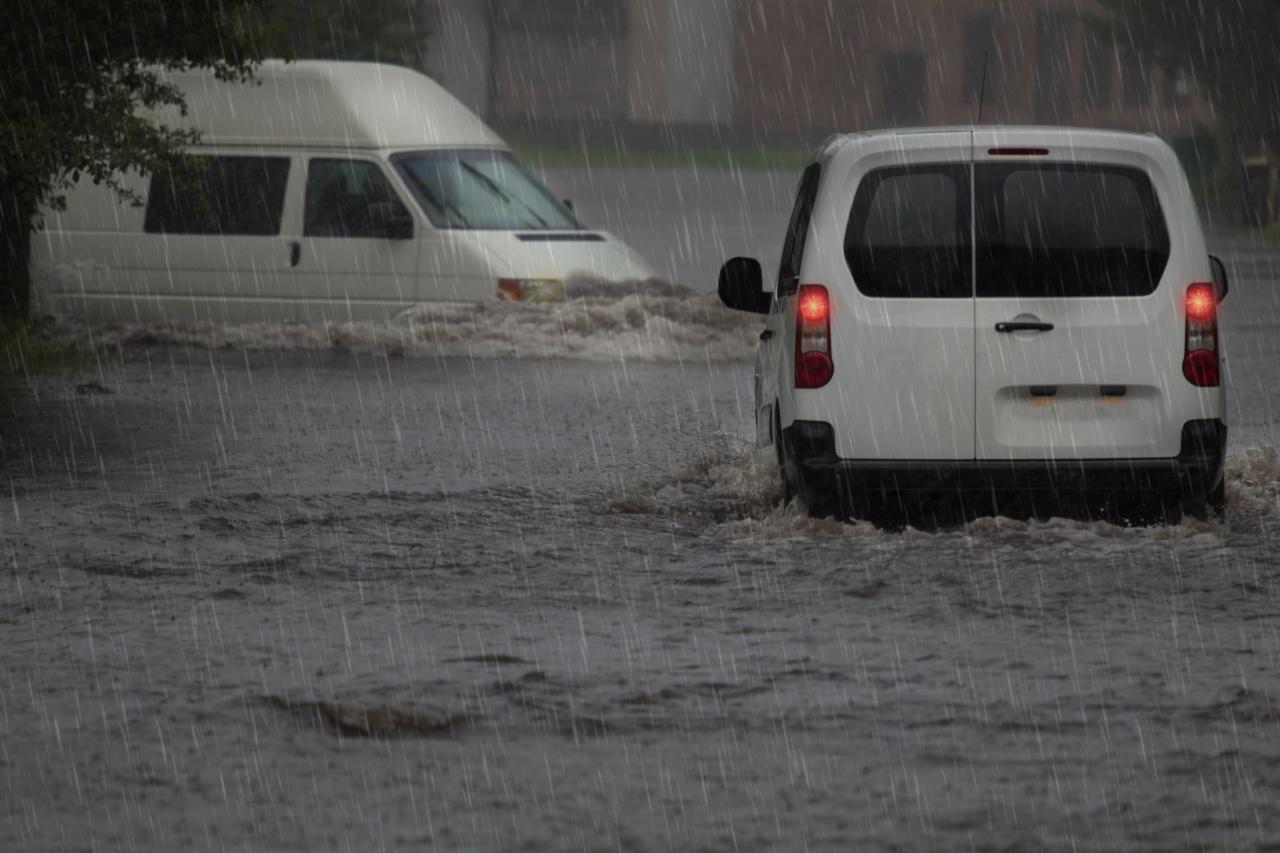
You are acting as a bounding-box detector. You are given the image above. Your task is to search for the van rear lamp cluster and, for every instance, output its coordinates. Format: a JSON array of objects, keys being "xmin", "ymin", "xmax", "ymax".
[
  {"xmin": 497, "ymin": 278, "xmax": 565, "ymax": 303},
  {"xmin": 795, "ymin": 283, "xmax": 833, "ymax": 388},
  {"xmin": 1183, "ymin": 281, "xmax": 1220, "ymax": 387}
]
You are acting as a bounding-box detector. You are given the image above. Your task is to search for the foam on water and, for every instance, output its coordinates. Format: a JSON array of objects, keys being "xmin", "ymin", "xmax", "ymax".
[
  {"xmin": 631, "ymin": 433, "xmax": 1280, "ymax": 543},
  {"xmin": 79, "ymin": 278, "xmax": 759, "ymax": 363}
]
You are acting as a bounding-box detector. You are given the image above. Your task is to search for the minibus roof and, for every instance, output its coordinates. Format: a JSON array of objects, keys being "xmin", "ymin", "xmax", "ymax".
[{"xmin": 150, "ymin": 60, "xmax": 506, "ymax": 150}]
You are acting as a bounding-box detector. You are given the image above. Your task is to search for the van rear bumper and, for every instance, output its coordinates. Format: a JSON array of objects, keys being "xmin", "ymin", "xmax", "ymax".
[{"xmin": 782, "ymin": 419, "xmax": 1227, "ymax": 512}]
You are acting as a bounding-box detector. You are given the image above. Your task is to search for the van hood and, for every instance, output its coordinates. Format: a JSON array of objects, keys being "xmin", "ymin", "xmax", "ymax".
[{"xmin": 471, "ymin": 231, "xmax": 658, "ymax": 284}]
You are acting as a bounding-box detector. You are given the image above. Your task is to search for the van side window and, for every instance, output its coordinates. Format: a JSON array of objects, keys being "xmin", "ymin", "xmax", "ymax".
[
  {"xmin": 845, "ymin": 165, "xmax": 971, "ymax": 299},
  {"xmin": 777, "ymin": 163, "xmax": 822, "ymax": 295},
  {"xmin": 144, "ymin": 156, "xmax": 289, "ymax": 236},
  {"xmin": 305, "ymin": 160, "xmax": 410, "ymax": 238},
  {"xmin": 975, "ymin": 164, "xmax": 1169, "ymax": 298}
]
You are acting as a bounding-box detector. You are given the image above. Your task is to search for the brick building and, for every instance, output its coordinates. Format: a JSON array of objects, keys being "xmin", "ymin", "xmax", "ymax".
[{"xmin": 422, "ymin": 0, "xmax": 1214, "ymax": 149}]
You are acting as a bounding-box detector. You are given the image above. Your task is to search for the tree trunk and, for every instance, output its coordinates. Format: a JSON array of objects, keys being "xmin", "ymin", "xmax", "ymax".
[{"xmin": 0, "ymin": 188, "xmax": 33, "ymax": 320}]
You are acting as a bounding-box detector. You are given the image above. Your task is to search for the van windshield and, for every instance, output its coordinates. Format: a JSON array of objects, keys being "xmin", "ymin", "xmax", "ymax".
[{"xmin": 392, "ymin": 149, "xmax": 580, "ymax": 231}]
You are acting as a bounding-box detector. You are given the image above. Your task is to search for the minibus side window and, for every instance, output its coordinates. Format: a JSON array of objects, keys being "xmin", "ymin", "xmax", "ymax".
[
  {"xmin": 144, "ymin": 156, "xmax": 289, "ymax": 235},
  {"xmin": 844, "ymin": 165, "xmax": 971, "ymax": 299},
  {"xmin": 304, "ymin": 159, "xmax": 412, "ymax": 238}
]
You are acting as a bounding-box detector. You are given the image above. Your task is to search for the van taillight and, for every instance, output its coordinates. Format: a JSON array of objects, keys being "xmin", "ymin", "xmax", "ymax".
[
  {"xmin": 795, "ymin": 284, "xmax": 833, "ymax": 388},
  {"xmin": 1183, "ymin": 282, "xmax": 1219, "ymax": 387}
]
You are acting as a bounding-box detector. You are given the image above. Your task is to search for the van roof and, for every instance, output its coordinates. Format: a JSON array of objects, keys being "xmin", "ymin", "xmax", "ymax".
[
  {"xmin": 150, "ymin": 60, "xmax": 506, "ymax": 151},
  {"xmin": 818, "ymin": 126, "xmax": 1171, "ymax": 162},
  {"xmin": 836, "ymin": 125, "xmax": 1161, "ymax": 140}
]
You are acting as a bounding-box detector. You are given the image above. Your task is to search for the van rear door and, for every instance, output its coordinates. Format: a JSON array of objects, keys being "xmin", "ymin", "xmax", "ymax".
[
  {"xmin": 972, "ymin": 136, "xmax": 1180, "ymax": 460},
  {"xmin": 830, "ymin": 132, "xmax": 975, "ymax": 460}
]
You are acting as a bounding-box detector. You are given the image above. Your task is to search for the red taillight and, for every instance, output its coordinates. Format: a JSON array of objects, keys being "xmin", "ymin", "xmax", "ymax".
[
  {"xmin": 1183, "ymin": 349, "xmax": 1219, "ymax": 386},
  {"xmin": 795, "ymin": 284, "xmax": 832, "ymax": 388},
  {"xmin": 1186, "ymin": 282, "xmax": 1215, "ymax": 321},
  {"xmin": 1183, "ymin": 282, "xmax": 1219, "ymax": 387},
  {"xmin": 799, "ymin": 288, "xmax": 829, "ymax": 324}
]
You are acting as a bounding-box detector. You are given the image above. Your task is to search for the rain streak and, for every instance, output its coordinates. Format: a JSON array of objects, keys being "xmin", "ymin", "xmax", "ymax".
[{"xmin": 4, "ymin": 1, "xmax": 1280, "ymax": 851}]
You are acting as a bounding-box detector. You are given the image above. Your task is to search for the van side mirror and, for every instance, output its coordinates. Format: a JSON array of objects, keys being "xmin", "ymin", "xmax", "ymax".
[
  {"xmin": 368, "ymin": 202, "xmax": 414, "ymax": 240},
  {"xmin": 718, "ymin": 257, "xmax": 770, "ymax": 314},
  {"xmin": 1209, "ymin": 254, "xmax": 1229, "ymax": 302}
]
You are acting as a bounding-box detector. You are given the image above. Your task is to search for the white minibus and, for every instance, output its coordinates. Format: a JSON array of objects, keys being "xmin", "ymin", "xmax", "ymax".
[{"xmin": 31, "ymin": 61, "xmax": 656, "ymax": 323}]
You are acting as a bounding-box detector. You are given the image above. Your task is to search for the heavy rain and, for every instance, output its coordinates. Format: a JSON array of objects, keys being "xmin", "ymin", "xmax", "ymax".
[{"xmin": 4, "ymin": 1, "xmax": 1280, "ymax": 850}]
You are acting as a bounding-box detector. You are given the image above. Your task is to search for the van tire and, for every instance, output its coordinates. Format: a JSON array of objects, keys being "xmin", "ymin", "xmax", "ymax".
[
  {"xmin": 1185, "ymin": 478, "xmax": 1227, "ymax": 520},
  {"xmin": 776, "ymin": 407, "xmax": 844, "ymax": 518},
  {"xmin": 1173, "ymin": 478, "xmax": 1227, "ymax": 522},
  {"xmin": 1208, "ymin": 479, "xmax": 1227, "ymax": 517},
  {"xmin": 776, "ymin": 406, "xmax": 800, "ymax": 507}
]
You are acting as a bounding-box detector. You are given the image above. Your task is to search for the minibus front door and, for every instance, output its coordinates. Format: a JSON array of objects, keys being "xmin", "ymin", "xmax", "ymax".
[{"xmin": 292, "ymin": 157, "xmax": 420, "ymax": 322}]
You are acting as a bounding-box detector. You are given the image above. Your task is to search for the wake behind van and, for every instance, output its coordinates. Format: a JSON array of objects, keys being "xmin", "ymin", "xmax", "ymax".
[
  {"xmin": 719, "ymin": 127, "xmax": 1229, "ymax": 524},
  {"xmin": 31, "ymin": 61, "xmax": 656, "ymax": 324}
]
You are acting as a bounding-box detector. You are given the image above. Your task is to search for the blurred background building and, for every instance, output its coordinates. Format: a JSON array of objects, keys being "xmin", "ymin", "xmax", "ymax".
[{"xmin": 420, "ymin": 0, "xmax": 1215, "ymax": 166}]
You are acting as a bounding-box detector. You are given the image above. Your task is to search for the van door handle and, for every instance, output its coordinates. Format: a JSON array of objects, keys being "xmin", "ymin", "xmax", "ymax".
[
  {"xmin": 996, "ymin": 321, "xmax": 1054, "ymax": 333},
  {"xmin": 288, "ymin": 241, "xmax": 301, "ymax": 268},
  {"xmin": 759, "ymin": 329, "xmax": 774, "ymax": 341}
]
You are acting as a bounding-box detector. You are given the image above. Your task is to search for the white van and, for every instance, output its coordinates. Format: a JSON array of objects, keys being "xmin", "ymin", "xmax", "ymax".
[
  {"xmin": 31, "ymin": 61, "xmax": 656, "ymax": 324},
  {"xmin": 719, "ymin": 127, "xmax": 1229, "ymax": 523}
]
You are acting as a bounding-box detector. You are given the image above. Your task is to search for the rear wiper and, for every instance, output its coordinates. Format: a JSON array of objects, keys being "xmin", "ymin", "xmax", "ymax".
[{"xmin": 459, "ymin": 162, "xmax": 550, "ymax": 228}]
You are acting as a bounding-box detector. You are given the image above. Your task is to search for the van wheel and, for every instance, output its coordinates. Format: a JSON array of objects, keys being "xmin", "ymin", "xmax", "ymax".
[
  {"xmin": 1208, "ymin": 479, "xmax": 1227, "ymax": 517},
  {"xmin": 1190, "ymin": 479, "xmax": 1227, "ymax": 520},
  {"xmin": 1175, "ymin": 479, "xmax": 1227, "ymax": 522},
  {"xmin": 774, "ymin": 406, "xmax": 844, "ymax": 519},
  {"xmin": 775, "ymin": 406, "xmax": 796, "ymax": 505}
]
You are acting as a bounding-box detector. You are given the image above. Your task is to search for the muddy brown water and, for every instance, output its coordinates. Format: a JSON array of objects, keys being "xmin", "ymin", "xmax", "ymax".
[
  {"xmin": 4, "ymin": 216, "xmax": 1280, "ymax": 849},
  {"xmin": 2, "ymin": 335, "xmax": 1280, "ymax": 851}
]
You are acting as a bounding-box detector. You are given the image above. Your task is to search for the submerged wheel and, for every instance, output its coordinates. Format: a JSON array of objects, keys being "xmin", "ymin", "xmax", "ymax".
[
  {"xmin": 775, "ymin": 406, "xmax": 798, "ymax": 506},
  {"xmin": 1175, "ymin": 477, "xmax": 1228, "ymax": 523},
  {"xmin": 1198, "ymin": 478, "xmax": 1228, "ymax": 519}
]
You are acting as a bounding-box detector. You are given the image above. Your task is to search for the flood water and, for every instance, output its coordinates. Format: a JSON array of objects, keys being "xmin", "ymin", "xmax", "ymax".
[{"xmin": 4, "ymin": 171, "xmax": 1280, "ymax": 850}]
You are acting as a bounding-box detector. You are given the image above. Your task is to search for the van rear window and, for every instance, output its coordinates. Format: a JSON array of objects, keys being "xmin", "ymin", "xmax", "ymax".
[
  {"xmin": 845, "ymin": 165, "xmax": 971, "ymax": 299},
  {"xmin": 844, "ymin": 162, "xmax": 1170, "ymax": 299},
  {"xmin": 145, "ymin": 156, "xmax": 289, "ymax": 236},
  {"xmin": 975, "ymin": 164, "xmax": 1169, "ymax": 298}
]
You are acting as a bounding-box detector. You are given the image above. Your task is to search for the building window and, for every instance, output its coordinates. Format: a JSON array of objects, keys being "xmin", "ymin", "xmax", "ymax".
[
  {"xmin": 1034, "ymin": 12, "xmax": 1074, "ymax": 123},
  {"xmin": 1121, "ymin": 51, "xmax": 1150, "ymax": 107},
  {"xmin": 490, "ymin": 0, "xmax": 628, "ymax": 38},
  {"xmin": 881, "ymin": 52, "xmax": 927, "ymax": 126},
  {"xmin": 963, "ymin": 15, "xmax": 996, "ymax": 105},
  {"xmin": 1164, "ymin": 65, "xmax": 1192, "ymax": 107},
  {"xmin": 1081, "ymin": 32, "xmax": 1116, "ymax": 109}
]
